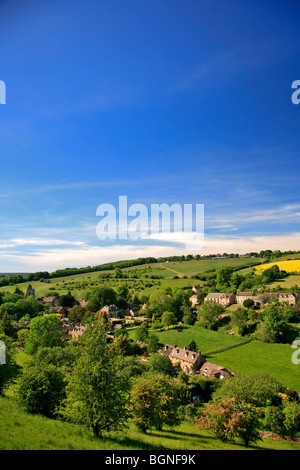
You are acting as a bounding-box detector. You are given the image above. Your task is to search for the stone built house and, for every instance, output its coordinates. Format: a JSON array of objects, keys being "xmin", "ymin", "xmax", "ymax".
[
  {"xmin": 199, "ymin": 362, "xmax": 234, "ymax": 379},
  {"xmin": 99, "ymin": 305, "xmax": 142, "ymax": 319},
  {"xmin": 191, "ymin": 287, "xmax": 299, "ymax": 308},
  {"xmin": 37, "ymin": 295, "xmax": 60, "ymax": 307},
  {"xmin": 190, "ymin": 294, "xmax": 200, "ymax": 306},
  {"xmin": 61, "ymin": 318, "xmax": 87, "ymax": 340},
  {"xmin": 204, "ymin": 292, "xmax": 235, "ymax": 307},
  {"xmin": 161, "ymin": 344, "xmax": 204, "ymax": 374},
  {"xmin": 278, "ymin": 292, "xmax": 299, "ymax": 305},
  {"xmin": 236, "ymin": 291, "xmax": 299, "ymax": 306},
  {"xmin": 161, "ymin": 344, "xmax": 232, "ymax": 378},
  {"xmin": 236, "ymin": 292, "xmax": 255, "ymax": 305}
]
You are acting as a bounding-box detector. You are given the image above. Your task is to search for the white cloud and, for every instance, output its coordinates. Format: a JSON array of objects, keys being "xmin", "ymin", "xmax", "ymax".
[
  {"xmin": 1, "ymin": 231, "xmax": 300, "ymax": 272},
  {"xmin": 205, "ymin": 203, "xmax": 300, "ymax": 230},
  {"xmin": 0, "ymin": 238, "xmax": 87, "ymax": 248}
]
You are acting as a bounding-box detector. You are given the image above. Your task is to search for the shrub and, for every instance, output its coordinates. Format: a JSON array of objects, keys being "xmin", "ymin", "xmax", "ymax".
[
  {"xmin": 198, "ymin": 397, "xmax": 261, "ymax": 446},
  {"xmin": 17, "ymin": 363, "xmax": 66, "ymax": 417},
  {"xmin": 130, "ymin": 372, "xmax": 182, "ymax": 432}
]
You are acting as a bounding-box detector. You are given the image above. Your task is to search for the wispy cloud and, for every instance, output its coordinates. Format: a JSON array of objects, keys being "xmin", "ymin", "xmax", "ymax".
[
  {"xmin": 205, "ymin": 203, "xmax": 300, "ymax": 230},
  {"xmin": 170, "ymin": 38, "xmax": 288, "ymax": 93},
  {"xmin": 0, "ymin": 238, "xmax": 87, "ymax": 249},
  {"xmin": 2, "ymin": 231, "xmax": 300, "ymax": 272}
]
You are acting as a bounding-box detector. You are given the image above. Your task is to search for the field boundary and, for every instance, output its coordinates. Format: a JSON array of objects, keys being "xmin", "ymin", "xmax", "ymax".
[{"xmin": 204, "ymin": 338, "xmax": 253, "ymax": 356}]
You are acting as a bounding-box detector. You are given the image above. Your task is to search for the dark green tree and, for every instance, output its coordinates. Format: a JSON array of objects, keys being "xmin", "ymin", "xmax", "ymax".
[
  {"xmin": 0, "ymin": 311, "xmax": 15, "ymax": 337},
  {"xmin": 59, "ymin": 326, "xmax": 129, "ymax": 437},
  {"xmin": 24, "ymin": 314, "xmax": 63, "ymax": 354},
  {"xmin": 58, "ymin": 291, "xmax": 76, "ymax": 308},
  {"xmin": 86, "ymin": 286, "xmax": 117, "ymax": 312},
  {"xmin": 17, "ymin": 362, "xmax": 66, "ymax": 417},
  {"xmin": 130, "ymin": 372, "xmax": 182, "ymax": 432}
]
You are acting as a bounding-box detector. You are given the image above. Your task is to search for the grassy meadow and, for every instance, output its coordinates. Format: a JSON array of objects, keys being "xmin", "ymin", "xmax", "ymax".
[
  {"xmin": 208, "ymin": 340, "xmax": 300, "ymax": 392},
  {"xmin": 131, "ymin": 324, "xmax": 300, "ymax": 392},
  {"xmin": 0, "ymin": 256, "xmax": 266, "ymax": 299},
  {"xmin": 131, "ymin": 325, "xmax": 249, "ymax": 355},
  {"xmin": 1, "ymin": 395, "xmax": 299, "ymax": 450}
]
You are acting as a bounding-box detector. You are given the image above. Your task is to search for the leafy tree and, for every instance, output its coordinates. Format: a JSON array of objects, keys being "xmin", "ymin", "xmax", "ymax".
[
  {"xmin": 86, "ymin": 286, "xmax": 117, "ymax": 312},
  {"xmin": 187, "ymin": 340, "xmax": 198, "ymax": 351},
  {"xmin": 2, "ymin": 292, "xmax": 24, "ymax": 304},
  {"xmin": 109, "ymin": 333, "xmax": 135, "ymax": 356},
  {"xmin": 171, "ymin": 289, "xmax": 191, "ymax": 321},
  {"xmin": 13, "ymin": 286, "xmax": 25, "ymax": 297},
  {"xmin": 59, "ymin": 326, "xmax": 129, "ymax": 437},
  {"xmin": 148, "ymin": 353, "xmax": 172, "ymax": 375},
  {"xmin": 230, "ymin": 272, "xmax": 244, "ymax": 289},
  {"xmin": 58, "ymin": 291, "xmax": 76, "ymax": 308},
  {"xmin": 199, "ymin": 301, "xmax": 224, "ymax": 330},
  {"xmin": 95, "ymin": 310, "xmax": 111, "ymax": 331},
  {"xmin": 0, "ymin": 312, "xmax": 15, "ymax": 337},
  {"xmin": 17, "ymin": 328, "xmax": 30, "ymax": 348},
  {"xmin": 283, "ymin": 401, "xmax": 300, "ymax": 437},
  {"xmin": 24, "ymin": 314, "xmax": 63, "ymax": 354},
  {"xmin": 68, "ymin": 305, "xmax": 89, "ymax": 323},
  {"xmin": 262, "ymin": 265, "xmax": 281, "ymax": 283},
  {"xmin": 0, "ymin": 302, "xmax": 18, "ymax": 318},
  {"xmin": 216, "ymin": 267, "xmax": 232, "ymax": 288},
  {"xmin": 34, "ymin": 345, "xmax": 79, "ymax": 374},
  {"xmin": 263, "ymin": 406, "xmax": 285, "ymax": 435},
  {"xmin": 182, "ymin": 310, "xmax": 196, "ymax": 325},
  {"xmin": 147, "ymin": 290, "xmax": 173, "ymax": 318},
  {"xmin": 213, "ymin": 372, "xmax": 284, "ymax": 407},
  {"xmin": 196, "ymin": 292, "xmax": 208, "ymax": 304},
  {"xmin": 113, "ymin": 267, "xmax": 123, "ymax": 278},
  {"xmin": 115, "ymin": 284, "xmax": 129, "ymax": 308},
  {"xmin": 130, "ymin": 372, "xmax": 182, "ymax": 432},
  {"xmin": 17, "ymin": 362, "xmax": 66, "ymax": 417},
  {"xmin": 135, "ymin": 322, "xmax": 149, "ymax": 343},
  {"xmin": 114, "ymin": 355, "xmax": 149, "ymax": 382},
  {"xmin": 161, "ymin": 311, "xmax": 177, "ymax": 328},
  {"xmin": 147, "ymin": 333, "xmax": 159, "ymax": 353},
  {"xmin": 260, "ymin": 305, "xmax": 298, "ymax": 344},
  {"xmin": 199, "ymin": 397, "xmax": 261, "ymax": 446},
  {"xmin": 15, "ymin": 297, "xmax": 41, "ymax": 319},
  {"xmin": 231, "ymin": 307, "xmax": 248, "ymax": 335}
]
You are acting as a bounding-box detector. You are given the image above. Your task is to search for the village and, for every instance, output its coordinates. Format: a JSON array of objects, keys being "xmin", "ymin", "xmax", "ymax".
[{"xmin": 19, "ymin": 283, "xmax": 299, "ymax": 382}]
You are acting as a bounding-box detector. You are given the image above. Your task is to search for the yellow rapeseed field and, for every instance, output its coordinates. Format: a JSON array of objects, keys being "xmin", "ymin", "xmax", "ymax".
[{"xmin": 255, "ymin": 259, "xmax": 300, "ymax": 274}]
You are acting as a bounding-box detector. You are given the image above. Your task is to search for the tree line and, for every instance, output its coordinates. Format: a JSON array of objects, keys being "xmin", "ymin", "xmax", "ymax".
[{"xmin": 2, "ymin": 249, "xmax": 300, "ymax": 288}]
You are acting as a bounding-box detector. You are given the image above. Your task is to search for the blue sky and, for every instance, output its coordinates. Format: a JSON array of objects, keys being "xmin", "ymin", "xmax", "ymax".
[{"xmin": 0, "ymin": 0, "xmax": 300, "ymax": 272}]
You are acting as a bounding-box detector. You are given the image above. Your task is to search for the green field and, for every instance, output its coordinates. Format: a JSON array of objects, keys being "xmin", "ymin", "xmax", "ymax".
[
  {"xmin": 267, "ymin": 274, "xmax": 300, "ymax": 289},
  {"xmin": 0, "ymin": 256, "xmax": 266, "ymax": 299},
  {"xmin": 208, "ymin": 340, "xmax": 300, "ymax": 392},
  {"xmin": 158, "ymin": 257, "xmax": 265, "ymax": 277},
  {"xmin": 129, "ymin": 325, "xmax": 300, "ymax": 392},
  {"xmin": 0, "ymin": 396, "xmax": 298, "ymax": 450},
  {"xmin": 133, "ymin": 325, "xmax": 249, "ymax": 355}
]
